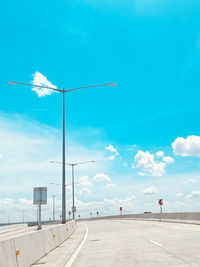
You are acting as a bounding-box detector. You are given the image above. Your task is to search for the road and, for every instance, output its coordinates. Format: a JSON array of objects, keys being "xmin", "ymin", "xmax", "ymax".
[{"xmin": 71, "ymin": 219, "xmax": 200, "ymax": 267}]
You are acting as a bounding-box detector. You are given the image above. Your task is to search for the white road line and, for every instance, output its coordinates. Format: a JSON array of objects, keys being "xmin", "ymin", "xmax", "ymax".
[
  {"xmin": 64, "ymin": 223, "xmax": 88, "ymax": 267},
  {"xmin": 150, "ymin": 240, "xmax": 162, "ymax": 247}
]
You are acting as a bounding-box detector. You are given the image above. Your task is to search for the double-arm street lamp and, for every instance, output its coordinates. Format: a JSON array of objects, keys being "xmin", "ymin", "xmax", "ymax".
[
  {"xmin": 50, "ymin": 160, "xmax": 94, "ymax": 219},
  {"xmin": 8, "ymin": 80, "xmax": 116, "ymax": 223}
]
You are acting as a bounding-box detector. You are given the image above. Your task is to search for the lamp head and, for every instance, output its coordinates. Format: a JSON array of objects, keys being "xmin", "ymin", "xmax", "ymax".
[{"xmin": 8, "ymin": 81, "xmax": 17, "ymax": 85}]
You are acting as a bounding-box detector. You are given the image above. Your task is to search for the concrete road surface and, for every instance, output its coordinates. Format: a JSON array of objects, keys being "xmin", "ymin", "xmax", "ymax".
[{"xmin": 71, "ymin": 219, "xmax": 200, "ymax": 267}]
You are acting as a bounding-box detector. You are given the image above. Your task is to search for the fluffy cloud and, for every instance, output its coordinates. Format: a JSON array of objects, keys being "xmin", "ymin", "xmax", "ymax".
[
  {"xmin": 186, "ymin": 190, "xmax": 200, "ymax": 199},
  {"xmin": 172, "ymin": 135, "xmax": 200, "ymax": 157},
  {"xmin": 105, "ymin": 145, "xmax": 119, "ymax": 160},
  {"xmin": 79, "ymin": 188, "xmax": 91, "ymax": 195},
  {"xmin": 134, "ymin": 150, "xmax": 173, "ymax": 176},
  {"xmin": 191, "ymin": 190, "xmax": 200, "ymax": 196},
  {"xmin": 72, "ymin": 195, "xmax": 136, "ymax": 218},
  {"xmin": 163, "ymin": 156, "xmax": 174, "ymax": 164},
  {"xmin": 175, "ymin": 192, "xmax": 183, "ymax": 198},
  {"xmin": 0, "ymin": 113, "xmax": 110, "ymax": 213},
  {"xmin": 78, "ymin": 176, "xmax": 93, "ymax": 187},
  {"xmin": 93, "ymin": 173, "xmax": 112, "ymax": 182},
  {"xmin": 0, "ymin": 194, "xmax": 136, "ymax": 222},
  {"xmin": 109, "ymin": 155, "xmax": 115, "ymax": 160},
  {"xmin": 32, "ymin": 71, "xmax": 58, "ymax": 97},
  {"xmin": 156, "ymin": 151, "xmax": 164, "ymax": 157},
  {"xmin": 142, "ymin": 185, "xmax": 158, "ymax": 195},
  {"xmin": 127, "ymin": 145, "xmax": 137, "ymax": 151},
  {"xmin": 105, "ymin": 183, "xmax": 116, "ymax": 188},
  {"xmin": 183, "ymin": 178, "xmax": 196, "ymax": 185}
]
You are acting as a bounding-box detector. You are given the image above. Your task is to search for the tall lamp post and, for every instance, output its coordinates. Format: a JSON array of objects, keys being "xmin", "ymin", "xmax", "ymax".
[
  {"xmin": 8, "ymin": 81, "xmax": 116, "ymax": 223},
  {"xmin": 50, "ymin": 160, "xmax": 94, "ymax": 219}
]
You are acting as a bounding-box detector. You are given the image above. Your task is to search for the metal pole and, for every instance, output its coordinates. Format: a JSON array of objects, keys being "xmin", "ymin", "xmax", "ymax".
[
  {"xmin": 62, "ymin": 89, "xmax": 66, "ymax": 223},
  {"xmin": 52, "ymin": 196, "xmax": 56, "ymax": 221},
  {"xmin": 160, "ymin": 205, "xmax": 162, "ymax": 222},
  {"xmin": 38, "ymin": 204, "xmax": 42, "ymax": 230},
  {"xmin": 72, "ymin": 164, "xmax": 75, "ymax": 219},
  {"xmin": 37, "ymin": 206, "xmax": 39, "ymax": 223}
]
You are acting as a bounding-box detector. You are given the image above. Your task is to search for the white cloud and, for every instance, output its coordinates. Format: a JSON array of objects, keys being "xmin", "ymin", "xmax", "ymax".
[
  {"xmin": 66, "ymin": 185, "xmax": 72, "ymax": 192},
  {"xmin": 0, "ymin": 154, "xmax": 3, "ymax": 159},
  {"xmin": 78, "ymin": 176, "xmax": 93, "ymax": 187},
  {"xmin": 71, "ymin": 195, "xmax": 136, "ymax": 218},
  {"xmin": 105, "ymin": 183, "xmax": 116, "ymax": 188},
  {"xmin": 93, "ymin": 173, "xmax": 112, "ymax": 182},
  {"xmin": 175, "ymin": 192, "xmax": 183, "ymax": 198},
  {"xmin": 172, "ymin": 201, "xmax": 186, "ymax": 208},
  {"xmin": 142, "ymin": 185, "xmax": 158, "ymax": 195},
  {"xmin": 134, "ymin": 150, "xmax": 171, "ymax": 176},
  {"xmin": 127, "ymin": 145, "xmax": 137, "ymax": 151},
  {"xmin": 186, "ymin": 190, "xmax": 200, "ymax": 199},
  {"xmin": 32, "ymin": 71, "xmax": 58, "ymax": 97},
  {"xmin": 156, "ymin": 151, "xmax": 164, "ymax": 157},
  {"xmin": 105, "ymin": 145, "xmax": 119, "ymax": 160},
  {"xmin": 183, "ymin": 178, "xmax": 196, "ymax": 185},
  {"xmin": 138, "ymin": 172, "xmax": 146, "ymax": 176},
  {"xmin": 192, "ymin": 190, "xmax": 200, "ymax": 196},
  {"xmin": 105, "ymin": 145, "xmax": 119, "ymax": 155},
  {"xmin": 79, "ymin": 188, "xmax": 91, "ymax": 195},
  {"xmin": 0, "ymin": 113, "xmax": 111, "ymax": 214},
  {"xmin": 163, "ymin": 156, "xmax": 174, "ymax": 164},
  {"xmin": 172, "ymin": 135, "xmax": 200, "ymax": 157}
]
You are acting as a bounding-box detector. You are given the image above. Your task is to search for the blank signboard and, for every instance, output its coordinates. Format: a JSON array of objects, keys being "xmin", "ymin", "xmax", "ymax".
[{"xmin": 33, "ymin": 187, "xmax": 47, "ymax": 205}]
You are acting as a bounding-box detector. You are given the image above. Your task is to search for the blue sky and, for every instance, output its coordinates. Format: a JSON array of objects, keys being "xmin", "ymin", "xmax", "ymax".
[{"xmin": 1, "ymin": 0, "xmax": 200, "ymax": 222}]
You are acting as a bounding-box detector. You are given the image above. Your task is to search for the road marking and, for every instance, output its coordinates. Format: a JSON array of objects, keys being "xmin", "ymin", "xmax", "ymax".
[
  {"xmin": 150, "ymin": 240, "xmax": 162, "ymax": 247},
  {"xmin": 64, "ymin": 223, "xmax": 88, "ymax": 267}
]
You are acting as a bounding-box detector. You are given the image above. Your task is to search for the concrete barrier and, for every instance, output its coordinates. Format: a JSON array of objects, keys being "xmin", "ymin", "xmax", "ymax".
[
  {"xmin": 0, "ymin": 238, "xmax": 17, "ymax": 267},
  {"xmin": 0, "ymin": 223, "xmax": 28, "ymax": 234},
  {"xmin": 41, "ymin": 224, "xmax": 67, "ymax": 254},
  {"xmin": 80, "ymin": 212, "xmax": 200, "ymax": 222},
  {"xmin": 41, "ymin": 220, "xmax": 76, "ymax": 255},
  {"xmin": 0, "ymin": 220, "xmax": 76, "ymax": 267},
  {"xmin": 14, "ymin": 230, "xmax": 45, "ymax": 267}
]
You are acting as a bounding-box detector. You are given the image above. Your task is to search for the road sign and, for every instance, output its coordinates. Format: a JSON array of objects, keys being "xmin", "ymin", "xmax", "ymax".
[
  {"xmin": 33, "ymin": 187, "xmax": 47, "ymax": 230},
  {"xmin": 120, "ymin": 206, "xmax": 123, "ymax": 215},
  {"xmin": 158, "ymin": 199, "xmax": 163, "ymax": 206},
  {"xmin": 33, "ymin": 187, "xmax": 47, "ymax": 205},
  {"xmin": 72, "ymin": 206, "xmax": 76, "ymax": 212}
]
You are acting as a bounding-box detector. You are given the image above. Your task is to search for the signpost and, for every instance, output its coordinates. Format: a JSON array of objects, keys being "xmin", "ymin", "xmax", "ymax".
[
  {"xmin": 34, "ymin": 187, "xmax": 47, "ymax": 230},
  {"xmin": 72, "ymin": 206, "xmax": 76, "ymax": 213},
  {"xmin": 158, "ymin": 199, "xmax": 163, "ymax": 221},
  {"xmin": 68, "ymin": 211, "xmax": 71, "ymax": 220},
  {"xmin": 120, "ymin": 207, "xmax": 123, "ymax": 216}
]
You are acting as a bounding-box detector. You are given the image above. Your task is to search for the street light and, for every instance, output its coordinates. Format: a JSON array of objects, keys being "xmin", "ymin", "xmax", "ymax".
[
  {"xmin": 50, "ymin": 160, "xmax": 95, "ymax": 219},
  {"xmin": 8, "ymin": 81, "xmax": 116, "ymax": 223}
]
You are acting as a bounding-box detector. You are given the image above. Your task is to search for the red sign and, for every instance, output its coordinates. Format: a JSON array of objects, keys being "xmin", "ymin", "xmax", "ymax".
[
  {"xmin": 120, "ymin": 207, "xmax": 122, "ymax": 211},
  {"xmin": 158, "ymin": 199, "xmax": 163, "ymax": 206}
]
